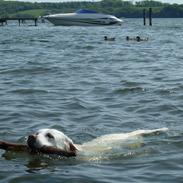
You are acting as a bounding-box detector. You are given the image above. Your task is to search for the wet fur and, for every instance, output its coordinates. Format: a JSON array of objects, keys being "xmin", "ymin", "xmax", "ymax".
[{"xmin": 0, "ymin": 128, "xmax": 168, "ymax": 157}]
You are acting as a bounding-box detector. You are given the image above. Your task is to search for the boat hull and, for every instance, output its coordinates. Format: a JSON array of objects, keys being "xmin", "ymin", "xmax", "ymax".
[
  {"xmin": 44, "ymin": 12, "xmax": 122, "ymax": 26},
  {"xmin": 46, "ymin": 18, "xmax": 121, "ymax": 26}
]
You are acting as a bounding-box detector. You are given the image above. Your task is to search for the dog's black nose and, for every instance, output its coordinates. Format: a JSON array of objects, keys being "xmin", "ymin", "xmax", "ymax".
[{"xmin": 27, "ymin": 134, "xmax": 37, "ymax": 150}]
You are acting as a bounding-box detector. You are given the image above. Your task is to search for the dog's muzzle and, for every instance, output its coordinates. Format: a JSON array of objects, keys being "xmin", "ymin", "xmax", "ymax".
[{"xmin": 27, "ymin": 134, "xmax": 37, "ymax": 150}]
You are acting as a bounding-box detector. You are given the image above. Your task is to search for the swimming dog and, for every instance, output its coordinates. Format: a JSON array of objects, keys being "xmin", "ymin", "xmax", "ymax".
[{"xmin": 0, "ymin": 128, "xmax": 168, "ymax": 157}]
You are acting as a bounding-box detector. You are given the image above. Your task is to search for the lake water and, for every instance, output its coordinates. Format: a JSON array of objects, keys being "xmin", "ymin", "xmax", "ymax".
[{"xmin": 0, "ymin": 18, "xmax": 183, "ymax": 183}]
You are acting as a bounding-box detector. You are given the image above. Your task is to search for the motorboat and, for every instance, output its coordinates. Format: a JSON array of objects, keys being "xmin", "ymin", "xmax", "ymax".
[{"xmin": 44, "ymin": 9, "xmax": 122, "ymax": 26}]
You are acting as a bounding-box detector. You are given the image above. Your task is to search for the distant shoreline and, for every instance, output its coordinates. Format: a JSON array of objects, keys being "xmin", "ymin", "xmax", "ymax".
[{"xmin": 1, "ymin": 0, "xmax": 183, "ymax": 18}]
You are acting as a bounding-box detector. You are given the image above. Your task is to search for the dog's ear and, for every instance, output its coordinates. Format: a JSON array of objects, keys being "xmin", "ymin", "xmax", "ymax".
[{"xmin": 69, "ymin": 142, "xmax": 77, "ymax": 152}]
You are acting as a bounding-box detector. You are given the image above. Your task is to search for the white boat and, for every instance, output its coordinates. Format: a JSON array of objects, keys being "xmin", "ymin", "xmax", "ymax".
[{"xmin": 44, "ymin": 9, "xmax": 122, "ymax": 26}]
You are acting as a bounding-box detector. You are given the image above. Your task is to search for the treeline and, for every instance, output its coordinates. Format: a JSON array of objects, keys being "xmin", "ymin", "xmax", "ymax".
[{"xmin": 0, "ymin": 0, "xmax": 183, "ymax": 18}]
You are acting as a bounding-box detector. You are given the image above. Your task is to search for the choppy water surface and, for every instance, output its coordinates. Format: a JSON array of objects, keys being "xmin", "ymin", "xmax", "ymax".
[{"xmin": 0, "ymin": 18, "xmax": 183, "ymax": 182}]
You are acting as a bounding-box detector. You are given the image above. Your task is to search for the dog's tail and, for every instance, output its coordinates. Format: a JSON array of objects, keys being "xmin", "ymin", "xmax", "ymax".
[{"xmin": 130, "ymin": 127, "xmax": 168, "ymax": 136}]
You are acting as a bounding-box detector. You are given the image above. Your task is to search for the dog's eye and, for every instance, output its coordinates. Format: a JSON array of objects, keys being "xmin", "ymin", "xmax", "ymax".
[{"xmin": 46, "ymin": 133, "xmax": 54, "ymax": 139}]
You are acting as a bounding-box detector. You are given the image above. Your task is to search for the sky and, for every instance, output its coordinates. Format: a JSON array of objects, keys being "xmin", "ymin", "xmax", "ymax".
[{"xmin": 5, "ymin": 0, "xmax": 183, "ymax": 4}]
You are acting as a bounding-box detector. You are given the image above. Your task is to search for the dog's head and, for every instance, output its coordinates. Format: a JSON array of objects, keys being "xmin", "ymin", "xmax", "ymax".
[{"xmin": 27, "ymin": 129, "xmax": 77, "ymax": 154}]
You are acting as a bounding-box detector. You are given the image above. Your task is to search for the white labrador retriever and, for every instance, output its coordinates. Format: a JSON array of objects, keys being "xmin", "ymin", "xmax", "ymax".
[{"xmin": 26, "ymin": 127, "xmax": 168, "ymax": 157}]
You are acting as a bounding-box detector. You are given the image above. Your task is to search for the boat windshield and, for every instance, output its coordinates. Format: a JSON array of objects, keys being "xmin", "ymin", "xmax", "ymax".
[{"xmin": 76, "ymin": 9, "xmax": 98, "ymax": 14}]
